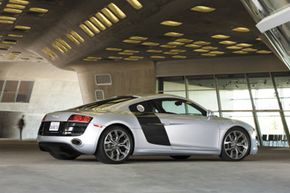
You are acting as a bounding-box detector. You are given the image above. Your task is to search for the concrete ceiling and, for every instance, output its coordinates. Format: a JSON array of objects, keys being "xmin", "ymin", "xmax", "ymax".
[{"xmin": 0, "ymin": 0, "xmax": 272, "ymax": 69}]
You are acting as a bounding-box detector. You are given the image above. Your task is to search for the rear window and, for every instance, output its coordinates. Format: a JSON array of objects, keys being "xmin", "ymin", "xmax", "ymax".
[{"xmin": 74, "ymin": 96, "xmax": 136, "ymax": 110}]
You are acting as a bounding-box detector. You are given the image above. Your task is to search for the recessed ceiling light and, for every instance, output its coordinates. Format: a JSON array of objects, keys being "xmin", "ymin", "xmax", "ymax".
[
  {"xmin": 2, "ymin": 40, "xmax": 17, "ymax": 45},
  {"xmin": 129, "ymin": 55, "xmax": 144, "ymax": 59},
  {"xmin": 160, "ymin": 20, "xmax": 182, "ymax": 27},
  {"xmin": 172, "ymin": 55, "xmax": 187, "ymax": 59},
  {"xmin": 118, "ymin": 52, "xmax": 134, "ymax": 55},
  {"xmin": 202, "ymin": 46, "xmax": 218, "ymax": 50},
  {"xmin": 124, "ymin": 58, "xmax": 139, "ymax": 61},
  {"xmin": 70, "ymin": 31, "xmax": 85, "ymax": 43},
  {"xmin": 126, "ymin": 0, "xmax": 143, "ymax": 10},
  {"xmin": 150, "ymin": 55, "xmax": 165, "ymax": 59},
  {"xmin": 194, "ymin": 41, "xmax": 210, "ymax": 45},
  {"xmin": 167, "ymin": 41, "xmax": 184, "ymax": 46},
  {"xmin": 202, "ymin": 53, "xmax": 216, "ymax": 57},
  {"xmin": 108, "ymin": 56, "xmax": 122, "ymax": 60},
  {"xmin": 42, "ymin": 47, "xmax": 58, "ymax": 60},
  {"xmin": 226, "ymin": 46, "xmax": 242, "ymax": 50},
  {"xmin": 52, "ymin": 43, "xmax": 65, "ymax": 53},
  {"xmin": 66, "ymin": 31, "xmax": 84, "ymax": 45},
  {"xmin": 101, "ymin": 8, "xmax": 119, "ymax": 23},
  {"xmin": 175, "ymin": 38, "xmax": 193, "ymax": 43},
  {"xmin": 29, "ymin": 7, "xmax": 49, "ymax": 14},
  {"xmin": 236, "ymin": 43, "xmax": 253, "ymax": 47},
  {"xmin": 9, "ymin": 0, "xmax": 29, "ymax": 5},
  {"xmin": 164, "ymin": 52, "xmax": 178, "ymax": 55},
  {"xmin": 211, "ymin": 34, "xmax": 230, "ymax": 39},
  {"xmin": 191, "ymin": 6, "xmax": 215, "ymax": 13},
  {"xmin": 90, "ymin": 17, "xmax": 106, "ymax": 31},
  {"xmin": 142, "ymin": 42, "xmax": 160, "ymax": 46},
  {"xmin": 83, "ymin": 56, "xmax": 102, "ymax": 61},
  {"xmin": 164, "ymin": 32, "xmax": 184, "ymax": 37},
  {"xmin": 0, "ymin": 20, "xmax": 14, "ymax": 24},
  {"xmin": 160, "ymin": 45, "xmax": 177, "ymax": 48},
  {"xmin": 79, "ymin": 24, "xmax": 95, "ymax": 37},
  {"xmin": 256, "ymin": 37, "xmax": 262, "ymax": 41},
  {"xmin": 57, "ymin": 39, "xmax": 72, "ymax": 50},
  {"xmin": 194, "ymin": 49, "xmax": 209, "ymax": 53},
  {"xmin": 84, "ymin": 20, "xmax": 100, "ymax": 34},
  {"xmin": 185, "ymin": 44, "xmax": 201, "ymax": 48},
  {"xmin": 256, "ymin": 50, "xmax": 272, "ymax": 54},
  {"xmin": 233, "ymin": 51, "xmax": 248, "ymax": 54},
  {"xmin": 14, "ymin": 25, "xmax": 31, "ymax": 30},
  {"xmin": 6, "ymin": 4, "xmax": 25, "ymax": 9},
  {"xmin": 95, "ymin": 12, "xmax": 112, "ymax": 27},
  {"xmin": 107, "ymin": 3, "xmax": 126, "ymax": 19},
  {"xmin": 8, "ymin": 34, "xmax": 23, "ymax": 38},
  {"xmin": 123, "ymin": 39, "xmax": 141, "ymax": 44},
  {"xmin": 106, "ymin": 48, "xmax": 122, "ymax": 51},
  {"xmin": 129, "ymin": 36, "xmax": 148, "ymax": 41},
  {"xmin": 4, "ymin": 8, "xmax": 23, "ymax": 14},
  {"xmin": 232, "ymin": 27, "xmax": 250, "ymax": 32},
  {"xmin": 124, "ymin": 50, "xmax": 140, "ymax": 53},
  {"xmin": 146, "ymin": 49, "xmax": 162, "ymax": 53},
  {"xmin": 242, "ymin": 48, "xmax": 257, "ymax": 52},
  {"xmin": 0, "ymin": 16, "xmax": 16, "ymax": 21},
  {"xmin": 170, "ymin": 49, "xmax": 186, "ymax": 53},
  {"xmin": 209, "ymin": 51, "xmax": 224, "ymax": 55},
  {"xmin": 219, "ymin": 40, "xmax": 236, "ymax": 45}
]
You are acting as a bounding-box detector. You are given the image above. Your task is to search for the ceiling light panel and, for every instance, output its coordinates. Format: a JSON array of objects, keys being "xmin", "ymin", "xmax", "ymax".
[
  {"xmin": 0, "ymin": 16, "xmax": 16, "ymax": 21},
  {"xmin": 6, "ymin": 4, "xmax": 25, "ymax": 9},
  {"xmin": 211, "ymin": 34, "xmax": 230, "ymax": 39},
  {"xmin": 194, "ymin": 49, "xmax": 209, "ymax": 53},
  {"xmin": 191, "ymin": 6, "xmax": 215, "ymax": 13},
  {"xmin": 126, "ymin": 0, "xmax": 143, "ymax": 10},
  {"xmin": 233, "ymin": 51, "xmax": 248, "ymax": 54},
  {"xmin": 90, "ymin": 17, "xmax": 106, "ymax": 31},
  {"xmin": 219, "ymin": 40, "xmax": 236, "ymax": 45},
  {"xmin": 226, "ymin": 46, "xmax": 242, "ymax": 50},
  {"xmin": 142, "ymin": 42, "xmax": 159, "ymax": 46},
  {"xmin": 84, "ymin": 20, "xmax": 100, "ymax": 34},
  {"xmin": 123, "ymin": 39, "xmax": 141, "ymax": 44},
  {"xmin": 175, "ymin": 38, "xmax": 193, "ymax": 43},
  {"xmin": 232, "ymin": 27, "xmax": 250, "ymax": 32},
  {"xmin": 161, "ymin": 20, "xmax": 182, "ymax": 27},
  {"xmin": 194, "ymin": 41, "xmax": 210, "ymax": 45},
  {"xmin": 101, "ymin": 8, "xmax": 119, "ymax": 23},
  {"xmin": 129, "ymin": 36, "xmax": 148, "ymax": 41},
  {"xmin": 164, "ymin": 32, "xmax": 184, "ymax": 37},
  {"xmin": 29, "ymin": 7, "xmax": 48, "ymax": 14},
  {"xmin": 4, "ymin": 8, "xmax": 23, "ymax": 14},
  {"xmin": 95, "ymin": 12, "xmax": 112, "ymax": 27},
  {"xmin": 147, "ymin": 49, "xmax": 162, "ymax": 53},
  {"xmin": 172, "ymin": 55, "xmax": 187, "ymax": 59},
  {"xmin": 256, "ymin": 50, "xmax": 272, "ymax": 54},
  {"xmin": 9, "ymin": 0, "xmax": 29, "ymax": 5},
  {"xmin": 14, "ymin": 25, "xmax": 31, "ymax": 31},
  {"xmin": 185, "ymin": 44, "xmax": 201, "ymax": 48},
  {"xmin": 107, "ymin": 3, "xmax": 126, "ymax": 19},
  {"xmin": 236, "ymin": 43, "xmax": 253, "ymax": 47},
  {"xmin": 150, "ymin": 55, "xmax": 165, "ymax": 59},
  {"xmin": 80, "ymin": 24, "xmax": 95, "ymax": 37},
  {"xmin": 106, "ymin": 48, "xmax": 122, "ymax": 51},
  {"xmin": 0, "ymin": 20, "xmax": 14, "ymax": 24}
]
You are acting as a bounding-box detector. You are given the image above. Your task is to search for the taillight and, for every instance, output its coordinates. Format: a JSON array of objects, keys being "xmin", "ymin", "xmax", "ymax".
[{"xmin": 68, "ymin": 114, "xmax": 92, "ymax": 123}]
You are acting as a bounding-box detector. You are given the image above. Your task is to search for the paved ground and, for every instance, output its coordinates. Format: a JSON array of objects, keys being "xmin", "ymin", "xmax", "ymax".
[{"xmin": 0, "ymin": 140, "xmax": 290, "ymax": 193}]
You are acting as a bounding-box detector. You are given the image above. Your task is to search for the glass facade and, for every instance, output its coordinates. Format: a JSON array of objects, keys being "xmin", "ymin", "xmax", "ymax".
[{"xmin": 158, "ymin": 72, "xmax": 290, "ymax": 147}]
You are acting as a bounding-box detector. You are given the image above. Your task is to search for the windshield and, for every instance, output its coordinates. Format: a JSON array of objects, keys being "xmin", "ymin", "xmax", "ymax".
[{"xmin": 74, "ymin": 96, "xmax": 137, "ymax": 110}]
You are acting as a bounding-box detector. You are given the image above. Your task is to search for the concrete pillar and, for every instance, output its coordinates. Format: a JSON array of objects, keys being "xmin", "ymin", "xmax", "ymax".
[{"xmin": 73, "ymin": 61, "xmax": 156, "ymax": 103}]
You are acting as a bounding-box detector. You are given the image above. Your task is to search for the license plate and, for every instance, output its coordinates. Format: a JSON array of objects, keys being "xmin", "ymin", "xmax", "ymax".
[{"xmin": 49, "ymin": 122, "xmax": 60, "ymax": 131}]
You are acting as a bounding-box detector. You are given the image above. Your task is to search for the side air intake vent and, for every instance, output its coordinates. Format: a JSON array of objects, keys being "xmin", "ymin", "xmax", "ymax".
[
  {"xmin": 95, "ymin": 74, "xmax": 112, "ymax": 85},
  {"xmin": 95, "ymin": 90, "xmax": 105, "ymax": 101}
]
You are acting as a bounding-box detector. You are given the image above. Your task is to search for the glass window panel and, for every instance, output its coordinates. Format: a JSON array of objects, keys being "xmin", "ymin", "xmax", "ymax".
[
  {"xmin": 163, "ymin": 77, "xmax": 185, "ymax": 91},
  {"xmin": 285, "ymin": 112, "xmax": 290, "ymax": 136},
  {"xmin": 248, "ymin": 75, "xmax": 279, "ymax": 110},
  {"xmin": 217, "ymin": 75, "xmax": 252, "ymax": 110},
  {"xmin": 222, "ymin": 112, "xmax": 255, "ymax": 128},
  {"xmin": 257, "ymin": 112, "xmax": 288, "ymax": 147},
  {"xmin": 1, "ymin": 80, "xmax": 18, "ymax": 102},
  {"xmin": 0, "ymin": 80, "xmax": 4, "ymax": 98},
  {"xmin": 187, "ymin": 76, "xmax": 218, "ymax": 111},
  {"xmin": 164, "ymin": 91, "xmax": 186, "ymax": 98},
  {"xmin": 274, "ymin": 75, "xmax": 290, "ymax": 110},
  {"xmin": 16, "ymin": 81, "xmax": 34, "ymax": 103}
]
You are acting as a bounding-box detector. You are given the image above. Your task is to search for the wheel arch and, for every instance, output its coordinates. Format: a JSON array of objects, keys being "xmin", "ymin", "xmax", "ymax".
[{"xmin": 95, "ymin": 123, "xmax": 135, "ymax": 155}]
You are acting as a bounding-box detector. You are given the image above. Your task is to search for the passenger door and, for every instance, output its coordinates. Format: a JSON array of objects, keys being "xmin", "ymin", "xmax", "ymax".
[{"xmin": 154, "ymin": 98, "xmax": 220, "ymax": 151}]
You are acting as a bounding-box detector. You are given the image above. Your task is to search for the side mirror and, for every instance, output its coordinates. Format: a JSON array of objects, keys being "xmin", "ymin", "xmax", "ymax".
[{"xmin": 207, "ymin": 110, "xmax": 214, "ymax": 117}]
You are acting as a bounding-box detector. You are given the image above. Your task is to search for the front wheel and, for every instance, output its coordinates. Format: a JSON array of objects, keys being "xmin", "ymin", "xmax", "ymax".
[
  {"xmin": 96, "ymin": 126, "xmax": 133, "ymax": 164},
  {"xmin": 220, "ymin": 128, "xmax": 250, "ymax": 161}
]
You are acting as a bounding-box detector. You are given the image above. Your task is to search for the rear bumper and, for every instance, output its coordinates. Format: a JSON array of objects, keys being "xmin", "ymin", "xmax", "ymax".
[{"xmin": 39, "ymin": 142, "xmax": 81, "ymax": 156}]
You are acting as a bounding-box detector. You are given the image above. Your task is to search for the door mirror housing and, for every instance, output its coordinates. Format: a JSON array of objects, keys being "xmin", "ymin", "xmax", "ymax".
[{"xmin": 207, "ymin": 110, "xmax": 215, "ymax": 117}]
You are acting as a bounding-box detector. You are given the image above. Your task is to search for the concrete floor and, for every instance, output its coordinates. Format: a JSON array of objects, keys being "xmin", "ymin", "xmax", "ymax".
[{"xmin": 0, "ymin": 141, "xmax": 290, "ymax": 193}]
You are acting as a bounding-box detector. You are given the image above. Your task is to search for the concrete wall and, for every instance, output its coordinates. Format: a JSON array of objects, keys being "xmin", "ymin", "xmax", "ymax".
[
  {"xmin": 0, "ymin": 62, "xmax": 83, "ymax": 139},
  {"xmin": 156, "ymin": 55, "xmax": 288, "ymax": 77},
  {"xmin": 73, "ymin": 61, "xmax": 156, "ymax": 103}
]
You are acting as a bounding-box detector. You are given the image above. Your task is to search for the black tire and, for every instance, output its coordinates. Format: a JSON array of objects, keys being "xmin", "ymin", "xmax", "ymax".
[
  {"xmin": 170, "ymin": 155, "xmax": 191, "ymax": 160},
  {"xmin": 220, "ymin": 127, "xmax": 250, "ymax": 161},
  {"xmin": 96, "ymin": 126, "xmax": 133, "ymax": 164},
  {"xmin": 49, "ymin": 151, "xmax": 80, "ymax": 160}
]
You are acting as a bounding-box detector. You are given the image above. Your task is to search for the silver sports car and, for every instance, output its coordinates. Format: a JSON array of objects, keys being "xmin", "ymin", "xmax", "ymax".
[{"xmin": 38, "ymin": 94, "xmax": 258, "ymax": 164}]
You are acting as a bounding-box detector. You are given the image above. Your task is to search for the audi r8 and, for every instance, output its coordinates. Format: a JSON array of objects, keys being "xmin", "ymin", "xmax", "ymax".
[{"xmin": 38, "ymin": 94, "xmax": 258, "ymax": 164}]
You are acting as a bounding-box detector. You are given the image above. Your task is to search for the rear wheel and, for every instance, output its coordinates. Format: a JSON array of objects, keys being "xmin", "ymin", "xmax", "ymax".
[
  {"xmin": 49, "ymin": 151, "xmax": 79, "ymax": 160},
  {"xmin": 221, "ymin": 128, "xmax": 250, "ymax": 161},
  {"xmin": 96, "ymin": 126, "xmax": 133, "ymax": 164},
  {"xmin": 170, "ymin": 155, "xmax": 191, "ymax": 160}
]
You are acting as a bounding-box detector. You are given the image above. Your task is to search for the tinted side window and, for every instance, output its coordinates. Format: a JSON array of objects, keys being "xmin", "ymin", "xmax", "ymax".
[{"xmin": 155, "ymin": 99, "xmax": 206, "ymax": 116}]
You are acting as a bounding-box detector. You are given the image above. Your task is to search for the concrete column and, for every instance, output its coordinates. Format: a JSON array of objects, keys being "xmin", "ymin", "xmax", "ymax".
[{"xmin": 73, "ymin": 61, "xmax": 156, "ymax": 103}]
